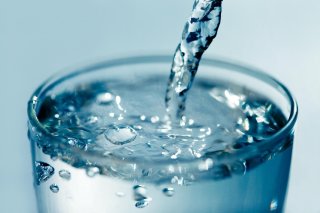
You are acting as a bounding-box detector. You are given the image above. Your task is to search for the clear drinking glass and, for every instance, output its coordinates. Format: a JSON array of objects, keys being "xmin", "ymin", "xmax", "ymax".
[{"xmin": 27, "ymin": 55, "xmax": 298, "ymax": 213}]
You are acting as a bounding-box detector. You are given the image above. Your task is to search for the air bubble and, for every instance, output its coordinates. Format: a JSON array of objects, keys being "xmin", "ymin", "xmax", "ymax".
[
  {"xmin": 151, "ymin": 116, "xmax": 160, "ymax": 123},
  {"xmin": 96, "ymin": 92, "xmax": 114, "ymax": 105},
  {"xmin": 230, "ymin": 161, "xmax": 247, "ymax": 175},
  {"xmin": 104, "ymin": 125, "xmax": 137, "ymax": 145},
  {"xmin": 188, "ymin": 119, "xmax": 194, "ymax": 125},
  {"xmin": 140, "ymin": 115, "xmax": 146, "ymax": 121}
]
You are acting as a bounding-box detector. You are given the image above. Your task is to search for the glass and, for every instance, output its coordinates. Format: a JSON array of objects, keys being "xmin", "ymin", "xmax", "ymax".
[{"xmin": 28, "ymin": 55, "xmax": 298, "ymax": 213}]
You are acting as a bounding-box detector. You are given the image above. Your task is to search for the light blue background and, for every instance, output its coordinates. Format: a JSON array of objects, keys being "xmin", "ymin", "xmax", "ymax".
[{"xmin": 1, "ymin": 0, "xmax": 319, "ymax": 212}]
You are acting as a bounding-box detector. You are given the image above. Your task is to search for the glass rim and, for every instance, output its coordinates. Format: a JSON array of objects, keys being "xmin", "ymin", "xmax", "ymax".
[{"xmin": 27, "ymin": 55, "xmax": 298, "ymax": 166}]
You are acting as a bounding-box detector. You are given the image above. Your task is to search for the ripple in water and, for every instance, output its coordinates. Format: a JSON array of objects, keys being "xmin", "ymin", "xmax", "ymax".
[{"xmin": 104, "ymin": 125, "xmax": 137, "ymax": 145}]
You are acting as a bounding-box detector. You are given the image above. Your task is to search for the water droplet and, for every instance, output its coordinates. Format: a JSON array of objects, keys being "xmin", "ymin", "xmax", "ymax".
[
  {"xmin": 162, "ymin": 187, "xmax": 175, "ymax": 197},
  {"xmin": 59, "ymin": 170, "xmax": 71, "ymax": 180},
  {"xmin": 50, "ymin": 184, "xmax": 59, "ymax": 193},
  {"xmin": 96, "ymin": 92, "xmax": 114, "ymax": 105},
  {"xmin": 140, "ymin": 115, "xmax": 146, "ymax": 121},
  {"xmin": 151, "ymin": 116, "xmax": 160, "ymax": 123},
  {"xmin": 270, "ymin": 199, "xmax": 278, "ymax": 211},
  {"xmin": 188, "ymin": 119, "xmax": 194, "ymax": 125},
  {"xmin": 133, "ymin": 185, "xmax": 147, "ymax": 200},
  {"xmin": 104, "ymin": 125, "xmax": 137, "ymax": 145},
  {"xmin": 86, "ymin": 166, "xmax": 100, "ymax": 177},
  {"xmin": 35, "ymin": 161, "xmax": 54, "ymax": 185},
  {"xmin": 115, "ymin": 192, "xmax": 125, "ymax": 197},
  {"xmin": 135, "ymin": 198, "xmax": 151, "ymax": 208},
  {"xmin": 115, "ymin": 96, "xmax": 124, "ymax": 111}
]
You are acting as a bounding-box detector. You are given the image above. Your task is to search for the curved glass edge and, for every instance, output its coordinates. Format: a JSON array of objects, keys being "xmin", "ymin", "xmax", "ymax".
[{"xmin": 27, "ymin": 55, "xmax": 298, "ymax": 167}]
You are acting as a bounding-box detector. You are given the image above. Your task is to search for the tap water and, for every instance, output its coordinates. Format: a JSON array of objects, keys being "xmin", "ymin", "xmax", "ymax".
[{"xmin": 166, "ymin": 0, "xmax": 222, "ymax": 123}]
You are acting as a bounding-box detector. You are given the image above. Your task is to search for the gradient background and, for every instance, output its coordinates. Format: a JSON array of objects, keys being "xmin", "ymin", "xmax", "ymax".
[{"xmin": 1, "ymin": 0, "xmax": 319, "ymax": 212}]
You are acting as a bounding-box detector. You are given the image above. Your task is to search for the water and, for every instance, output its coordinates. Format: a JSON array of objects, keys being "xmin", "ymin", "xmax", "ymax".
[
  {"xmin": 166, "ymin": 0, "xmax": 222, "ymax": 123},
  {"xmin": 29, "ymin": 74, "xmax": 292, "ymax": 212},
  {"xmin": 29, "ymin": 0, "xmax": 293, "ymax": 212}
]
